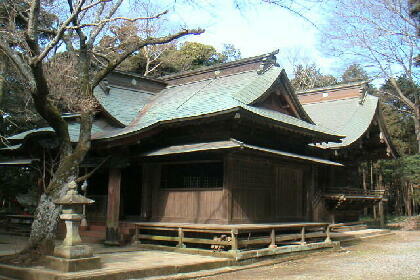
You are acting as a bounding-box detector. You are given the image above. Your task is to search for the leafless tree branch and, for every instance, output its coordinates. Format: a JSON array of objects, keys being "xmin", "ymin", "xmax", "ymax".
[
  {"xmin": 92, "ymin": 28, "xmax": 205, "ymax": 87},
  {"xmin": 66, "ymin": 10, "xmax": 168, "ymax": 29},
  {"xmin": 31, "ymin": 0, "xmax": 87, "ymax": 65}
]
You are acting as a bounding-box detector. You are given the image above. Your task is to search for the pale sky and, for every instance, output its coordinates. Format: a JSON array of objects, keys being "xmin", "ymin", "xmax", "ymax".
[{"xmin": 161, "ymin": 0, "xmax": 339, "ymax": 77}]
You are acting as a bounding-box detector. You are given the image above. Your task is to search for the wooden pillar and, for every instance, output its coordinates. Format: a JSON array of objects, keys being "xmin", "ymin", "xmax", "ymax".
[
  {"xmin": 132, "ymin": 225, "xmax": 141, "ymax": 245},
  {"xmin": 329, "ymin": 166, "xmax": 335, "ymax": 190},
  {"xmin": 177, "ymin": 227, "xmax": 186, "ymax": 248},
  {"xmin": 105, "ymin": 168, "xmax": 121, "ymax": 245},
  {"xmin": 325, "ymin": 225, "xmax": 332, "ymax": 243},
  {"xmin": 362, "ymin": 164, "xmax": 368, "ymax": 216},
  {"xmin": 269, "ymin": 229, "xmax": 277, "ymax": 248},
  {"xmin": 373, "ymin": 205, "xmax": 377, "ymax": 220},
  {"xmin": 141, "ymin": 165, "xmax": 151, "ymax": 219},
  {"xmin": 230, "ymin": 229, "xmax": 238, "ymax": 252},
  {"xmin": 224, "ymin": 155, "xmax": 234, "ymax": 224},
  {"xmin": 141, "ymin": 163, "xmax": 160, "ymax": 220},
  {"xmin": 370, "ymin": 161, "xmax": 375, "ymax": 219},
  {"xmin": 378, "ymin": 201, "xmax": 385, "ymax": 228},
  {"xmin": 305, "ymin": 166, "xmax": 315, "ymax": 221},
  {"xmin": 300, "ymin": 227, "xmax": 306, "ymax": 245},
  {"xmin": 378, "ymin": 173, "xmax": 385, "ymax": 228}
]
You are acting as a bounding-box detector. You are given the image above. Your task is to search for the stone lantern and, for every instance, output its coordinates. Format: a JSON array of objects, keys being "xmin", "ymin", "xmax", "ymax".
[{"xmin": 46, "ymin": 181, "xmax": 101, "ymax": 272}]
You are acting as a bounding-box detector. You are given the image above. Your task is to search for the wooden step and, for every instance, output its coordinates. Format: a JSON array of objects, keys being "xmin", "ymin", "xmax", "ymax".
[
  {"xmin": 332, "ymin": 225, "xmax": 368, "ymax": 232},
  {"xmin": 88, "ymin": 224, "xmax": 106, "ymax": 231},
  {"xmin": 80, "ymin": 231, "xmax": 105, "ymax": 238},
  {"xmin": 331, "ymin": 223, "xmax": 368, "ymax": 232},
  {"xmin": 0, "ymin": 275, "xmax": 17, "ymax": 280},
  {"xmin": 333, "ymin": 229, "xmax": 393, "ymax": 243}
]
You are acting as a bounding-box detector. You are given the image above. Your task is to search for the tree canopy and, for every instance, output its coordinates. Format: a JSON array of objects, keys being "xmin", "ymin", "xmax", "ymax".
[
  {"xmin": 291, "ymin": 63, "xmax": 337, "ymax": 90},
  {"xmin": 96, "ymin": 23, "xmax": 242, "ymax": 77},
  {"xmin": 321, "ymin": 0, "xmax": 420, "ymax": 152},
  {"xmin": 0, "ymin": 0, "xmax": 203, "ymax": 256},
  {"xmin": 341, "ymin": 64, "xmax": 369, "ymax": 83}
]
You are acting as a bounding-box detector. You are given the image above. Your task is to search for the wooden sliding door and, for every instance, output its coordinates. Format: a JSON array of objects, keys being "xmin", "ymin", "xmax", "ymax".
[{"xmin": 273, "ymin": 166, "xmax": 304, "ymax": 220}]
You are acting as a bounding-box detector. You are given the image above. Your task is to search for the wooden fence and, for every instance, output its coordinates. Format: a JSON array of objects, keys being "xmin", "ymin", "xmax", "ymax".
[
  {"xmin": 325, "ymin": 188, "xmax": 385, "ymax": 197},
  {"xmin": 131, "ymin": 222, "xmax": 332, "ymax": 251}
]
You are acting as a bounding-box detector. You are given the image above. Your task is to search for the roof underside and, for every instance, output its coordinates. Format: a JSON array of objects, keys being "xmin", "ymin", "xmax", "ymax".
[
  {"xmin": 302, "ymin": 95, "xmax": 378, "ymax": 148},
  {"xmin": 142, "ymin": 139, "xmax": 343, "ymax": 166}
]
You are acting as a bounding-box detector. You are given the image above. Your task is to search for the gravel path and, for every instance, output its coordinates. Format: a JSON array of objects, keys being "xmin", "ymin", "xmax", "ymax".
[{"xmin": 199, "ymin": 231, "xmax": 420, "ymax": 280}]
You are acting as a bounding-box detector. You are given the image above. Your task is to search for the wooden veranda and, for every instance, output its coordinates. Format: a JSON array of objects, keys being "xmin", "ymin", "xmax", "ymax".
[{"xmin": 131, "ymin": 222, "xmax": 333, "ymax": 253}]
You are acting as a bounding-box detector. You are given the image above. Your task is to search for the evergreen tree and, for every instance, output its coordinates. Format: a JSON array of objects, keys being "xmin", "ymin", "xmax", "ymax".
[
  {"xmin": 291, "ymin": 64, "xmax": 337, "ymax": 90},
  {"xmin": 341, "ymin": 64, "xmax": 369, "ymax": 83}
]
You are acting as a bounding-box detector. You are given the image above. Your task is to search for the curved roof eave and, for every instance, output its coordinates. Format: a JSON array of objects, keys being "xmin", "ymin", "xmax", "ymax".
[
  {"xmin": 306, "ymin": 95, "xmax": 379, "ymax": 149},
  {"xmin": 94, "ymin": 105, "xmax": 343, "ymax": 145}
]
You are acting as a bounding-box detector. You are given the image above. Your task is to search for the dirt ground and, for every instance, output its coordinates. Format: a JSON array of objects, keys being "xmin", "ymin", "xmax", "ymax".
[{"xmin": 198, "ymin": 231, "xmax": 420, "ymax": 280}]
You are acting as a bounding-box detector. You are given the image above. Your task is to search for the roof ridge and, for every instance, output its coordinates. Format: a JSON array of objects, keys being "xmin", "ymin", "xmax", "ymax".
[
  {"xmin": 111, "ymin": 70, "xmax": 167, "ymax": 84},
  {"xmin": 107, "ymin": 84, "xmax": 156, "ymax": 95},
  {"xmin": 297, "ymin": 80, "xmax": 368, "ymax": 95},
  {"xmin": 165, "ymin": 69, "xmax": 258, "ymax": 88},
  {"xmin": 162, "ymin": 50, "xmax": 279, "ymax": 83},
  {"xmin": 302, "ymin": 96, "xmax": 361, "ymax": 106}
]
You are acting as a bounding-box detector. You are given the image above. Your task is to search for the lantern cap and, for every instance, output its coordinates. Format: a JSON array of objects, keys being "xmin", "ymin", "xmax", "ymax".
[{"xmin": 54, "ymin": 181, "xmax": 94, "ymax": 205}]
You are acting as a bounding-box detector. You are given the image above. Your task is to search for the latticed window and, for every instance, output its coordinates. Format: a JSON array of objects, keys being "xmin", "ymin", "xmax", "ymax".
[{"xmin": 160, "ymin": 162, "xmax": 223, "ymax": 189}]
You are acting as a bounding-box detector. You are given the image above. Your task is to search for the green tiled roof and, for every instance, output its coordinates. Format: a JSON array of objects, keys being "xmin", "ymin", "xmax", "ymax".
[
  {"xmin": 6, "ymin": 65, "xmax": 343, "ymax": 146},
  {"xmin": 101, "ymin": 66, "xmax": 341, "ymax": 140},
  {"xmin": 8, "ymin": 122, "xmax": 104, "ymax": 143},
  {"xmin": 232, "ymin": 67, "xmax": 281, "ymax": 104},
  {"xmin": 94, "ymin": 86, "xmax": 155, "ymax": 126},
  {"xmin": 303, "ymin": 95, "xmax": 378, "ymax": 148}
]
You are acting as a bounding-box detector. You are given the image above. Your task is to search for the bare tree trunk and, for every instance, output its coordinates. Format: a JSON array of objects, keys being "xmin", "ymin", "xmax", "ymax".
[
  {"xmin": 397, "ymin": 185, "xmax": 403, "ymax": 216},
  {"xmin": 414, "ymin": 101, "xmax": 420, "ymax": 154},
  {"xmin": 0, "ymin": 75, "xmax": 4, "ymax": 104},
  {"xmin": 27, "ymin": 187, "xmax": 68, "ymax": 254},
  {"xmin": 403, "ymin": 181, "xmax": 413, "ymax": 216}
]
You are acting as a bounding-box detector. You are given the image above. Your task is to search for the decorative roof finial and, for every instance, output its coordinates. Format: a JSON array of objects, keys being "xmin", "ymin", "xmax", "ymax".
[{"xmin": 257, "ymin": 49, "xmax": 280, "ymax": 75}]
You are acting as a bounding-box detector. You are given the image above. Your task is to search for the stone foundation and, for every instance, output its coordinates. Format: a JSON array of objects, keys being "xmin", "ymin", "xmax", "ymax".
[
  {"xmin": 45, "ymin": 255, "xmax": 101, "ymax": 272},
  {"xmin": 54, "ymin": 244, "xmax": 94, "ymax": 259}
]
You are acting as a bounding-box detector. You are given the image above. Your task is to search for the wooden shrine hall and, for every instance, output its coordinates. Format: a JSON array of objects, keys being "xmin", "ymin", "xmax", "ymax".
[
  {"xmin": 298, "ymin": 82, "xmax": 398, "ymax": 223},
  {"xmin": 2, "ymin": 51, "xmax": 396, "ymax": 249}
]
